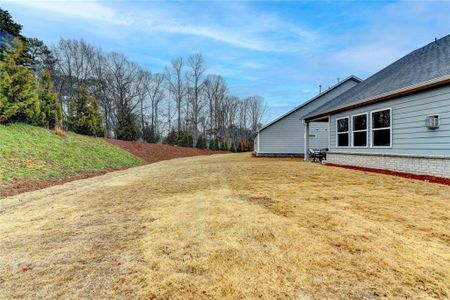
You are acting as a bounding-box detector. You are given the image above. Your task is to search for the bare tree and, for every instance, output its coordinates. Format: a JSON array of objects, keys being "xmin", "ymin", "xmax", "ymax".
[
  {"xmin": 52, "ymin": 38, "xmax": 268, "ymax": 147},
  {"xmin": 104, "ymin": 52, "xmax": 142, "ymax": 135},
  {"xmin": 147, "ymin": 73, "xmax": 166, "ymax": 136},
  {"xmin": 247, "ymin": 96, "xmax": 267, "ymax": 135},
  {"xmin": 52, "ymin": 39, "xmax": 96, "ymax": 111},
  {"xmin": 203, "ymin": 74, "xmax": 227, "ymax": 134},
  {"xmin": 166, "ymin": 58, "xmax": 186, "ymax": 132},
  {"xmin": 187, "ymin": 53, "xmax": 205, "ymax": 141}
]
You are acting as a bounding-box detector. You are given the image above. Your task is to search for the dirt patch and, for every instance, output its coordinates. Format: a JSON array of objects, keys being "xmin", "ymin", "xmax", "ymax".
[
  {"xmin": 107, "ymin": 140, "xmax": 225, "ymax": 164},
  {"xmin": 234, "ymin": 194, "xmax": 273, "ymax": 207}
]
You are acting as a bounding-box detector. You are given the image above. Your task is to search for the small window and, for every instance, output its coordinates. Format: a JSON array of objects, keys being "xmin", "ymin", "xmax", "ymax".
[
  {"xmin": 337, "ymin": 117, "xmax": 349, "ymax": 147},
  {"xmin": 352, "ymin": 114, "xmax": 367, "ymax": 147},
  {"xmin": 371, "ymin": 109, "xmax": 391, "ymax": 147}
]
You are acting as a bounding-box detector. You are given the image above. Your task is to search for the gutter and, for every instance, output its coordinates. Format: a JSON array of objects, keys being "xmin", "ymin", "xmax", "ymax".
[{"xmin": 304, "ymin": 75, "xmax": 450, "ymax": 121}]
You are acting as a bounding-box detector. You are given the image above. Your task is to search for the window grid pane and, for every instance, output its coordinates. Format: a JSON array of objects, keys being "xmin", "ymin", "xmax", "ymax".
[
  {"xmin": 353, "ymin": 131, "xmax": 367, "ymax": 147},
  {"xmin": 353, "ymin": 114, "xmax": 367, "ymax": 131},
  {"xmin": 373, "ymin": 129, "xmax": 390, "ymax": 147},
  {"xmin": 337, "ymin": 133, "xmax": 349, "ymax": 147},
  {"xmin": 372, "ymin": 110, "xmax": 390, "ymax": 129},
  {"xmin": 337, "ymin": 118, "xmax": 349, "ymax": 132}
]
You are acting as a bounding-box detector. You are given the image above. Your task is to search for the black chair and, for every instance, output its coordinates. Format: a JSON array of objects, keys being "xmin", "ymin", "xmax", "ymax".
[{"xmin": 308, "ymin": 148, "xmax": 327, "ymax": 162}]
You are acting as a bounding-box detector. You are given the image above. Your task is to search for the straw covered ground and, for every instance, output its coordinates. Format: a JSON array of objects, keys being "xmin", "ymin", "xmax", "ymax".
[{"xmin": 0, "ymin": 153, "xmax": 449, "ymax": 299}]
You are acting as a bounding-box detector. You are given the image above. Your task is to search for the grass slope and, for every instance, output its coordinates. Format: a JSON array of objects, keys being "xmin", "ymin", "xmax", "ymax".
[{"xmin": 0, "ymin": 123, "xmax": 142, "ymax": 184}]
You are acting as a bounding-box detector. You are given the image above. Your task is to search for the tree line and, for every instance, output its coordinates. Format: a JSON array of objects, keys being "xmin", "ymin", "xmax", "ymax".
[{"xmin": 0, "ymin": 8, "xmax": 267, "ymax": 151}]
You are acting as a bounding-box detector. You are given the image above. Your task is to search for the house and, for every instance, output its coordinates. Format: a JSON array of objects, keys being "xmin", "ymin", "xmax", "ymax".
[
  {"xmin": 255, "ymin": 76, "xmax": 361, "ymax": 156},
  {"xmin": 304, "ymin": 34, "xmax": 450, "ymax": 178}
]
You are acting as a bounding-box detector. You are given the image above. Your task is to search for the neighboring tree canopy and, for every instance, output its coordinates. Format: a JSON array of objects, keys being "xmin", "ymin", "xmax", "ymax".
[
  {"xmin": 0, "ymin": 8, "xmax": 23, "ymax": 37},
  {"xmin": 0, "ymin": 8, "xmax": 267, "ymax": 150},
  {"xmin": 0, "ymin": 39, "xmax": 40, "ymax": 124},
  {"xmin": 26, "ymin": 38, "xmax": 56, "ymax": 74}
]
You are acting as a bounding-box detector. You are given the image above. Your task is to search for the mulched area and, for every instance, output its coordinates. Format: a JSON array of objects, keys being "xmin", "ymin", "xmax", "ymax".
[
  {"xmin": 107, "ymin": 140, "xmax": 225, "ymax": 164},
  {"xmin": 326, "ymin": 163, "xmax": 450, "ymax": 186},
  {"xmin": 1, "ymin": 141, "xmax": 226, "ymax": 199}
]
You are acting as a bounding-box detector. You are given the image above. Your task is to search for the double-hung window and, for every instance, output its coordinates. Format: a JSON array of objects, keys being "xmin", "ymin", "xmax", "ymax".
[
  {"xmin": 371, "ymin": 108, "xmax": 391, "ymax": 147},
  {"xmin": 336, "ymin": 117, "xmax": 349, "ymax": 147},
  {"xmin": 352, "ymin": 113, "xmax": 368, "ymax": 147}
]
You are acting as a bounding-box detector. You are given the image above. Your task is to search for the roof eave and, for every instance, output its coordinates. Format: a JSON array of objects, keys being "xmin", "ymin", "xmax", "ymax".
[
  {"xmin": 304, "ymin": 75, "xmax": 450, "ymax": 121},
  {"xmin": 258, "ymin": 75, "xmax": 362, "ymax": 133}
]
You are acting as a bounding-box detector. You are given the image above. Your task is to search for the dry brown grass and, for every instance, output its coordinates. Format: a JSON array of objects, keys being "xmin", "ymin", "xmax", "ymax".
[{"xmin": 0, "ymin": 153, "xmax": 449, "ymax": 299}]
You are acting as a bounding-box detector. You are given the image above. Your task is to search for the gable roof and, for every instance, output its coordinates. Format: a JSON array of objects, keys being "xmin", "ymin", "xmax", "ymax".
[
  {"xmin": 258, "ymin": 75, "xmax": 362, "ymax": 133},
  {"xmin": 305, "ymin": 34, "xmax": 450, "ymax": 121}
]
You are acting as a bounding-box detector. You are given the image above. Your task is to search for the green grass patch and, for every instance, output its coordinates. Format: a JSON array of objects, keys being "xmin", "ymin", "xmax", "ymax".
[{"xmin": 0, "ymin": 123, "xmax": 143, "ymax": 184}]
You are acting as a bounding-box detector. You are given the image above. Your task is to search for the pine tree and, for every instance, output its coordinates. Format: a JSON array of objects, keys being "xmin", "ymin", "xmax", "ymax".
[
  {"xmin": 66, "ymin": 85, "xmax": 104, "ymax": 136},
  {"xmin": 196, "ymin": 135, "xmax": 207, "ymax": 149},
  {"xmin": 220, "ymin": 141, "xmax": 228, "ymax": 151},
  {"xmin": 0, "ymin": 39, "xmax": 40, "ymax": 124},
  {"xmin": 230, "ymin": 141, "xmax": 237, "ymax": 152},
  {"xmin": 142, "ymin": 123, "xmax": 159, "ymax": 143},
  {"xmin": 116, "ymin": 101, "xmax": 140, "ymax": 141},
  {"xmin": 165, "ymin": 129, "xmax": 177, "ymax": 145},
  {"xmin": 0, "ymin": 9, "xmax": 23, "ymax": 37},
  {"xmin": 37, "ymin": 69, "xmax": 62, "ymax": 129}
]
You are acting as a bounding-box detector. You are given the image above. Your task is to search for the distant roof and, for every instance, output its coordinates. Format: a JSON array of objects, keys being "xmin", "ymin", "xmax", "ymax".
[
  {"xmin": 305, "ymin": 34, "xmax": 450, "ymax": 120},
  {"xmin": 0, "ymin": 31, "xmax": 14, "ymax": 48},
  {"xmin": 258, "ymin": 75, "xmax": 362, "ymax": 132}
]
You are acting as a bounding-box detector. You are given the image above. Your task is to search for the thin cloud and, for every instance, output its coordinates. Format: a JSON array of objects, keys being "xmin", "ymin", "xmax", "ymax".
[
  {"xmin": 5, "ymin": 0, "xmax": 131, "ymax": 25},
  {"xmin": 4, "ymin": 0, "xmax": 318, "ymax": 53},
  {"xmin": 145, "ymin": 21, "xmax": 272, "ymax": 52}
]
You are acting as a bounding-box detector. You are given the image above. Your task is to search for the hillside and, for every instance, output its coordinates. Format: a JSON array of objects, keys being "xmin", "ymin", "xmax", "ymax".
[
  {"xmin": 0, "ymin": 124, "xmax": 226, "ymax": 198},
  {"xmin": 0, "ymin": 123, "xmax": 143, "ymax": 197},
  {"xmin": 108, "ymin": 139, "xmax": 224, "ymax": 164}
]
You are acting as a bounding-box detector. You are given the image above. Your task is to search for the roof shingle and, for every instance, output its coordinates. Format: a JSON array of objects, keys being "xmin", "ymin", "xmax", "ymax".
[{"xmin": 306, "ymin": 34, "xmax": 450, "ymax": 119}]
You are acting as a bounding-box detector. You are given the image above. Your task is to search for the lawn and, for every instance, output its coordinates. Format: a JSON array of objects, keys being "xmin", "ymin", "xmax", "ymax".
[
  {"xmin": 0, "ymin": 123, "xmax": 142, "ymax": 184},
  {"xmin": 0, "ymin": 153, "xmax": 449, "ymax": 299}
]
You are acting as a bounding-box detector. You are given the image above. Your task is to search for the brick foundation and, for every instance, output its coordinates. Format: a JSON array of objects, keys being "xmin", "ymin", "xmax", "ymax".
[
  {"xmin": 326, "ymin": 152, "xmax": 450, "ymax": 178},
  {"xmin": 255, "ymin": 153, "xmax": 304, "ymax": 158}
]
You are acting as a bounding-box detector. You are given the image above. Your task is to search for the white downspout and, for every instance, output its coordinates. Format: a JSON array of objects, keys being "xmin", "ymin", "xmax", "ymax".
[{"xmin": 304, "ymin": 120, "xmax": 310, "ymax": 161}]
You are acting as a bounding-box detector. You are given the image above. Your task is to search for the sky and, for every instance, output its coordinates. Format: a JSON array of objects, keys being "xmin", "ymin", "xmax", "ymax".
[{"xmin": 1, "ymin": 0, "xmax": 449, "ymax": 123}]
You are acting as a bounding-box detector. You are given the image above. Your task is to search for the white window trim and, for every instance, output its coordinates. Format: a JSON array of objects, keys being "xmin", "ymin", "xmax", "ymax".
[
  {"xmin": 351, "ymin": 112, "xmax": 368, "ymax": 148},
  {"xmin": 336, "ymin": 116, "xmax": 350, "ymax": 148},
  {"xmin": 370, "ymin": 107, "xmax": 392, "ymax": 148}
]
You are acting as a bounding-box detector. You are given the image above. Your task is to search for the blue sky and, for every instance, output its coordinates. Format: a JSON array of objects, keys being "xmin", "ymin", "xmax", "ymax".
[{"xmin": 1, "ymin": 0, "xmax": 449, "ymax": 123}]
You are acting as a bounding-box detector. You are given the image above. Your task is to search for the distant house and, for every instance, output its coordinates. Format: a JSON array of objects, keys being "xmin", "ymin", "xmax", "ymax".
[
  {"xmin": 0, "ymin": 31, "xmax": 14, "ymax": 48},
  {"xmin": 255, "ymin": 76, "xmax": 361, "ymax": 156},
  {"xmin": 304, "ymin": 34, "xmax": 450, "ymax": 178}
]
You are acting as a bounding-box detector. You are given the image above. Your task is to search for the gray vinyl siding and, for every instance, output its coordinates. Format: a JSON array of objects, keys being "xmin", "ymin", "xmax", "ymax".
[
  {"xmin": 258, "ymin": 79, "xmax": 358, "ymax": 154},
  {"xmin": 329, "ymin": 85, "xmax": 450, "ymax": 156}
]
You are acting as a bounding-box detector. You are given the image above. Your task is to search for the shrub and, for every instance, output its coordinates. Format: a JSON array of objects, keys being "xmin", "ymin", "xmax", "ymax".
[
  {"xmin": 165, "ymin": 129, "xmax": 177, "ymax": 145},
  {"xmin": 142, "ymin": 124, "xmax": 159, "ymax": 143},
  {"xmin": 54, "ymin": 127, "xmax": 66, "ymax": 137},
  {"xmin": 177, "ymin": 131, "xmax": 193, "ymax": 147},
  {"xmin": 220, "ymin": 141, "xmax": 228, "ymax": 151},
  {"xmin": 196, "ymin": 135, "xmax": 207, "ymax": 149}
]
